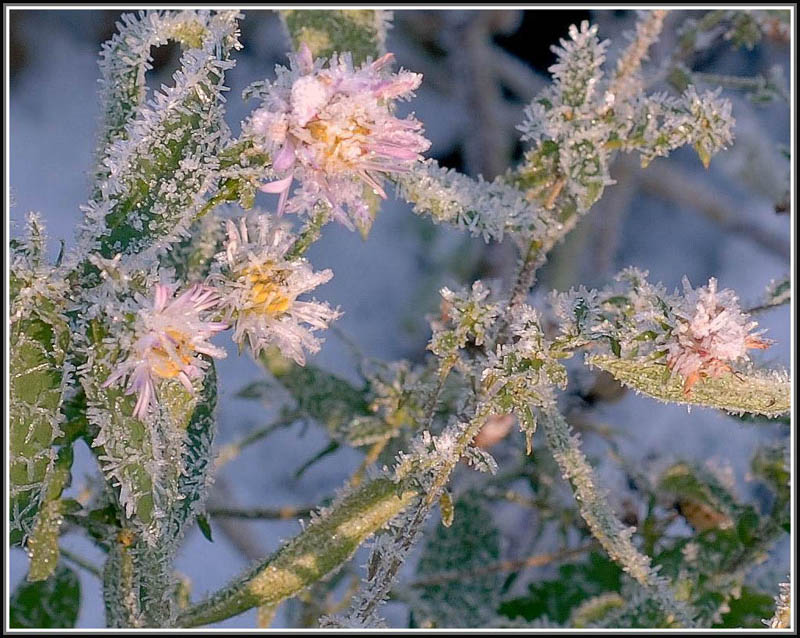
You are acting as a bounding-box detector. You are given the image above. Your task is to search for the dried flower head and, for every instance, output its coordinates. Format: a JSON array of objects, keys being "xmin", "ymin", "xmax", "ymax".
[
  {"xmin": 667, "ymin": 277, "xmax": 770, "ymax": 393},
  {"xmin": 213, "ymin": 215, "xmax": 340, "ymax": 365},
  {"xmin": 103, "ymin": 283, "xmax": 228, "ymax": 419},
  {"xmin": 246, "ymin": 43, "xmax": 430, "ymax": 230}
]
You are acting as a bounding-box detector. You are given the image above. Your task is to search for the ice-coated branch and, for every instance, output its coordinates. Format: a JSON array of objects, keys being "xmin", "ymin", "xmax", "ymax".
[
  {"xmin": 394, "ymin": 159, "xmax": 556, "ymax": 244},
  {"xmin": 537, "ymin": 403, "xmax": 696, "ymax": 627},
  {"xmin": 765, "ymin": 580, "xmax": 790, "ymax": 629},
  {"xmin": 177, "ymin": 476, "xmax": 417, "ymax": 627},
  {"xmin": 608, "ymin": 10, "xmax": 667, "ymax": 102}
]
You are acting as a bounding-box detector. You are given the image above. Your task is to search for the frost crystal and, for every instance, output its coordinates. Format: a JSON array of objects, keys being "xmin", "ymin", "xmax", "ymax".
[
  {"xmin": 103, "ymin": 283, "xmax": 227, "ymax": 419},
  {"xmin": 212, "ymin": 215, "xmax": 340, "ymax": 365},
  {"xmin": 667, "ymin": 277, "xmax": 770, "ymax": 393},
  {"xmin": 244, "ymin": 43, "xmax": 430, "ymax": 229}
]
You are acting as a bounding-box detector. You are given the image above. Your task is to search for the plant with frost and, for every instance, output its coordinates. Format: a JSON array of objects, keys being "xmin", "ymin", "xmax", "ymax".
[
  {"xmin": 102, "ymin": 283, "xmax": 228, "ymax": 419},
  {"xmin": 244, "ymin": 42, "xmax": 430, "ymax": 230},
  {"xmin": 9, "ymin": 8, "xmax": 790, "ymax": 632},
  {"xmin": 211, "ymin": 215, "xmax": 340, "ymax": 364}
]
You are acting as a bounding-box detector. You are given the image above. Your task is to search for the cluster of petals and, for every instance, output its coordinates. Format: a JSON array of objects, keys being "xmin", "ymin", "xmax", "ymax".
[
  {"xmin": 212, "ymin": 215, "xmax": 340, "ymax": 365},
  {"xmin": 666, "ymin": 277, "xmax": 770, "ymax": 393},
  {"xmin": 103, "ymin": 283, "xmax": 228, "ymax": 419},
  {"xmin": 247, "ymin": 43, "xmax": 431, "ymax": 230}
]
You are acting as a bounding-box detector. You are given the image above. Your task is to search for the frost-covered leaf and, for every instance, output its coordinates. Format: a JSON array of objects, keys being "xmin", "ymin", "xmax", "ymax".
[
  {"xmin": 95, "ymin": 11, "xmax": 226, "ymax": 179},
  {"xmin": 10, "ymin": 220, "xmax": 71, "ymax": 547},
  {"xmin": 714, "ymin": 587, "xmax": 775, "ymax": 628},
  {"xmin": 80, "ymin": 10, "xmax": 241, "ymax": 266},
  {"xmin": 280, "ymin": 9, "xmax": 391, "ymax": 64},
  {"xmin": 410, "ymin": 496, "xmax": 501, "ymax": 628},
  {"xmin": 10, "ymin": 564, "xmax": 80, "ymax": 629},
  {"xmin": 587, "ymin": 355, "xmax": 790, "ymax": 417},
  {"xmin": 85, "ymin": 323, "xmax": 217, "ymax": 548},
  {"xmin": 177, "ymin": 476, "xmax": 418, "ymax": 627},
  {"xmin": 26, "ymin": 447, "xmax": 73, "ymax": 582}
]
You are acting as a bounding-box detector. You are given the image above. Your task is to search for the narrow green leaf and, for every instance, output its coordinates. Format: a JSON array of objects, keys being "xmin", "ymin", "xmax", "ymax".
[
  {"xmin": 197, "ymin": 515, "xmax": 214, "ymax": 543},
  {"xmin": 26, "ymin": 447, "xmax": 74, "ymax": 582},
  {"xmin": 587, "ymin": 355, "xmax": 790, "ymax": 417},
  {"xmin": 178, "ymin": 476, "xmax": 417, "ymax": 627}
]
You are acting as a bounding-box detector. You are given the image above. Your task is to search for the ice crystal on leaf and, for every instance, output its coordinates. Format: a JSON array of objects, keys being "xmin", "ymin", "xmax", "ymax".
[
  {"xmin": 212, "ymin": 215, "xmax": 340, "ymax": 365},
  {"xmin": 667, "ymin": 277, "xmax": 770, "ymax": 393},
  {"xmin": 103, "ymin": 283, "xmax": 227, "ymax": 419},
  {"xmin": 244, "ymin": 43, "xmax": 430, "ymax": 229}
]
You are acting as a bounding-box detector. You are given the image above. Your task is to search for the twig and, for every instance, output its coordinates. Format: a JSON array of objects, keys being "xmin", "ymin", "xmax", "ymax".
[
  {"xmin": 406, "ymin": 543, "xmax": 597, "ymax": 588},
  {"xmin": 637, "ymin": 162, "xmax": 789, "ymax": 260},
  {"xmin": 215, "ymin": 412, "xmax": 299, "ymax": 468},
  {"xmin": 207, "ymin": 504, "xmax": 317, "ymax": 521},
  {"xmin": 60, "ymin": 547, "xmax": 103, "ymax": 580}
]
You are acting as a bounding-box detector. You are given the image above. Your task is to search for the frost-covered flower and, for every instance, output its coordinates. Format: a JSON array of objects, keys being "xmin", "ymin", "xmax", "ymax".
[
  {"xmin": 103, "ymin": 284, "xmax": 228, "ymax": 419},
  {"xmin": 246, "ymin": 43, "xmax": 431, "ymax": 230},
  {"xmin": 667, "ymin": 277, "xmax": 770, "ymax": 393},
  {"xmin": 212, "ymin": 215, "xmax": 340, "ymax": 365}
]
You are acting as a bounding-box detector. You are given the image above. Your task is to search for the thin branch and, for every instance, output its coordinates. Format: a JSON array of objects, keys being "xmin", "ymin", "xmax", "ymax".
[
  {"xmin": 60, "ymin": 547, "xmax": 103, "ymax": 580},
  {"xmin": 406, "ymin": 543, "xmax": 597, "ymax": 588},
  {"xmin": 207, "ymin": 504, "xmax": 317, "ymax": 521},
  {"xmin": 215, "ymin": 412, "xmax": 300, "ymax": 468}
]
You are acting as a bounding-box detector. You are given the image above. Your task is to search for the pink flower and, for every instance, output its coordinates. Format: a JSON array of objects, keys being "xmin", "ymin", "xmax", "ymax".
[
  {"xmin": 667, "ymin": 277, "xmax": 770, "ymax": 393},
  {"xmin": 103, "ymin": 284, "xmax": 228, "ymax": 419},
  {"xmin": 246, "ymin": 43, "xmax": 431, "ymax": 230}
]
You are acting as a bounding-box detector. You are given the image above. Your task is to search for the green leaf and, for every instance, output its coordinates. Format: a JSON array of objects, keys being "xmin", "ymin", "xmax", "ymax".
[
  {"xmin": 715, "ymin": 587, "xmax": 775, "ymax": 628},
  {"xmin": 10, "ymin": 565, "xmax": 80, "ymax": 628},
  {"xmin": 177, "ymin": 476, "xmax": 418, "ymax": 627},
  {"xmin": 85, "ymin": 10, "xmax": 241, "ymax": 262},
  {"xmin": 411, "ymin": 496, "xmax": 501, "ymax": 628},
  {"xmin": 280, "ymin": 9, "xmax": 390, "ymax": 65},
  {"xmin": 26, "ymin": 447, "xmax": 74, "ymax": 582},
  {"xmin": 197, "ymin": 514, "xmax": 214, "ymax": 543},
  {"xmin": 259, "ymin": 348, "xmax": 372, "ymax": 442},
  {"xmin": 587, "ymin": 355, "xmax": 790, "ymax": 417},
  {"xmin": 499, "ymin": 552, "xmax": 623, "ymax": 624},
  {"xmin": 10, "ymin": 289, "xmax": 70, "ymax": 546}
]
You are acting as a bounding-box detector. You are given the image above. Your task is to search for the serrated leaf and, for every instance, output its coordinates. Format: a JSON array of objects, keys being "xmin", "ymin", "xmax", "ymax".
[
  {"xmin": 280, "ymin": 9, "xmax": 390, "ymax": 65},
  {"xmin": 587, "ymin": 355, "xmax": 790, "ymax": 417},
  {"xmin": 10, "ymin": 565, "xmax": 80, "ymax": 628},
  {"xmin": 10, "ymin": 291, "xmax": 70, "ymax": 546},
  {"xmin": 411, "ymin": 496, "xmax": 501, "ymax": 628}
]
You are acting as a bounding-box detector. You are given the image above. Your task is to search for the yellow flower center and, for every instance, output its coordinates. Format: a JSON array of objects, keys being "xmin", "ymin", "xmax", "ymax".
[
  {"xmin": 306, "ymin": 118, "xmax": 370, "ymax": 167},
  {"xmin": 243, "ymin": 265, "xmax": 293, "ymax": 317},
  {"xmin": 150, "ymin": 329, "xmax": 195, "ymax": 379}
]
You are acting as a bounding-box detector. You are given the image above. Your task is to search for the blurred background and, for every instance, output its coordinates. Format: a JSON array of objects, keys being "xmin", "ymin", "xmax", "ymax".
[{"xmin": 9, "ymin": 9, "xmax": 791, "ymax": 628}]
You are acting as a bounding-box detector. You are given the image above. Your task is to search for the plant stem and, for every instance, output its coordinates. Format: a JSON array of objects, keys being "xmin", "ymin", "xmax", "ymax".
[{"xmin": 177, "ymin": 476, "xmax": 417, "ymax": 627}]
